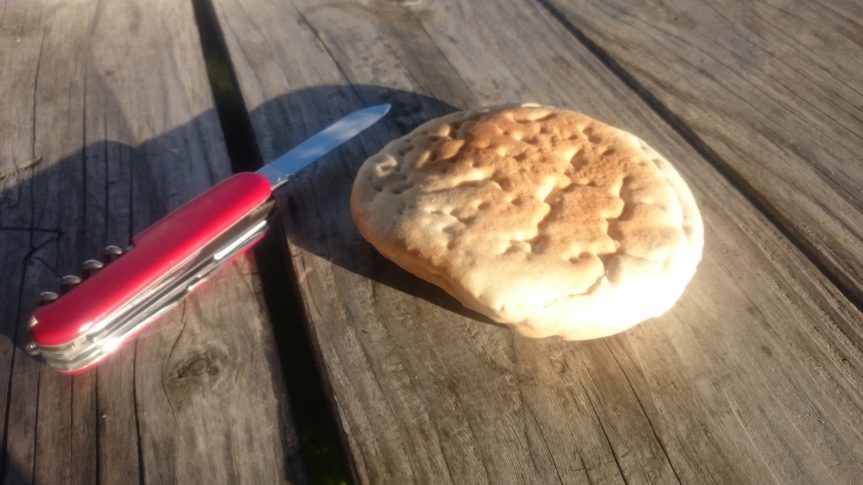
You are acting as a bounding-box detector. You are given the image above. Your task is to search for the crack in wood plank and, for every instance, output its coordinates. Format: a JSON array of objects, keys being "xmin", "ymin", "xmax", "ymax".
[
  {"xmin": 0, "ymin": 157, "xmax": 42, "ymax": 183},
  {"xmin": 607, "ymin": 342, "xmax": 681, "ymax": 484}
]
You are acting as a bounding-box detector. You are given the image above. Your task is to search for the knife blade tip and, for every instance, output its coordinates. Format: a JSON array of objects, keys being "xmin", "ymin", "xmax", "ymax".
[{"xmin": 370, "ymin": 103, "xmax": 392, "ymax": 116}]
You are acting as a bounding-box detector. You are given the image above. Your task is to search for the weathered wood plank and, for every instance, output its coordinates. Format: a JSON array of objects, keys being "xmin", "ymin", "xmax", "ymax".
[
  {"xmin": 211, "ymin": 0, "xmax": 863, "ymax": 483},
  {"xmin": 0, "ymin": 1, "xmax": 302, "ymax": 483},
  {"xmin": 542, "ymin": 0, "xmax": 863, "ymax": 304}
]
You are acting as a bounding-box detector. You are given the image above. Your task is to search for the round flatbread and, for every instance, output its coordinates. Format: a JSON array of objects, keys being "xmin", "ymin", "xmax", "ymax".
[{"xmin": 351, "ymin": 104, "xmax": 703, "ymax": 339}]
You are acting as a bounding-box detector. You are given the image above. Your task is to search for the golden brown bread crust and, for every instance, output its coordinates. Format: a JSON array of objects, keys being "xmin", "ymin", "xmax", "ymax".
[{"xmin": 351, "ymin": 104, "xmax": 704, "ymax": 339}]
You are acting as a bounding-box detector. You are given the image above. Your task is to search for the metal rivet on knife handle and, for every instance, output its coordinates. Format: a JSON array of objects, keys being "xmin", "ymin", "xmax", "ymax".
[
  {"xmin": 82, "ymin": 259, "xmax": 104, "ymax": 278},
  {"xmin": 24, "ymin": 341, "xmax": 39, "ymax": 356},
  {"xmin": 38, "ymin": 291, "xmax": 59, "ymax": 306},
  {"xmin": 60, "ymin": 275, "xmax": 82, "ymax": 294},
  {"xmin": 103, "ymin": 245, "xmax": 123, "ymax": 262}
]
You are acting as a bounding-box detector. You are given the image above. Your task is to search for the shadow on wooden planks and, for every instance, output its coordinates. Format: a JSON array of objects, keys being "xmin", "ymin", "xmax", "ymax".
[
  {"xmin": 0, "ymin": 82, "xmax": 478, "ymax": 482},
  {"xmin": 265, "ymin": 85, "xmax": 506, "ymax": 328},
  {"xmin": 0, "ymin": 83, "xmax": 470, "ymax": 354}
]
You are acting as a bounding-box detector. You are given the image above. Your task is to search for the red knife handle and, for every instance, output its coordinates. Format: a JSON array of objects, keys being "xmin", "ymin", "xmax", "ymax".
[{"xmin": 30, "ymin": 172, "xmax": 273, "ymax": 371}]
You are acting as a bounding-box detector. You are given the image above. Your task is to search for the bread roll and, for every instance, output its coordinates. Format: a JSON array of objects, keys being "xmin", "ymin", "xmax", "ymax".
[{"xmin": 351, "ymin": 104, "xmax": 703, "ymax": 339}]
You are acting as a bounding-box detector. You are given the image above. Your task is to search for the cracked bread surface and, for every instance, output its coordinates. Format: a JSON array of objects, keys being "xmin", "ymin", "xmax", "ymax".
[{"xmin": 351, "ymin": 104, "xmax": 704, "ymax": 339}]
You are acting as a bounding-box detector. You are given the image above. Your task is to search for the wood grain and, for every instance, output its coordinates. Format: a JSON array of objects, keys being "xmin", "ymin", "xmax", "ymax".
[
  {"xmin": 542, "ymin": 0, "xmax": 863, "ymax": 304},
  {"xmin": 211, "ymin": 0, "xmax": 863, "ymax": 483},
  {"xmin": 0, "ymin": 1, "xmax": 302, "ymax": 483}
]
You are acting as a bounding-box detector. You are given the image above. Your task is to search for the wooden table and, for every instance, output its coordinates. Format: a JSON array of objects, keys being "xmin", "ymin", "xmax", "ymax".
[{"xmin": 2, "ymin": 0, "xmax": 861, "ymax": 483}]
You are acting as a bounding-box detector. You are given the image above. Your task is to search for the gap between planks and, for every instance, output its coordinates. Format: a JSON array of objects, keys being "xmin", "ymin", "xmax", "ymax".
[{"xmin": 190, "ymin": 0, "xmax": 353, "ymax": 482}]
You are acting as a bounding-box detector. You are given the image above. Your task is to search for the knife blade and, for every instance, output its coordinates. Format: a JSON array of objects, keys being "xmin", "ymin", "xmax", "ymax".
[
  {"xmin": 27, "ymin": 103, "xmax": 391, "ymax": 373},
  {"xmin": 259, "ymin": 103, "xmax": 391, "ymax": 188}
]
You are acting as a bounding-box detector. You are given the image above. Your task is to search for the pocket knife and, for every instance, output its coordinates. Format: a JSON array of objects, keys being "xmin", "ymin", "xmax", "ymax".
[{"xmin": 26, "ymin": 104, "xmax": 390, "ymax": 373}]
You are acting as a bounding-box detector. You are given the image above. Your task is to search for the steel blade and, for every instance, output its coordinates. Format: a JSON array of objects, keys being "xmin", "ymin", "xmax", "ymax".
[{"xmin": 257, "ymin": 103, "xmax": 391, "ymax": 189}]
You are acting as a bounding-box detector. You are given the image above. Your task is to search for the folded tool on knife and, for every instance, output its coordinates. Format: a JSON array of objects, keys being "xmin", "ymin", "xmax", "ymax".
[{"xmin": 27, "ymin": 104, "xmax": 391, "ymax": 373}]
